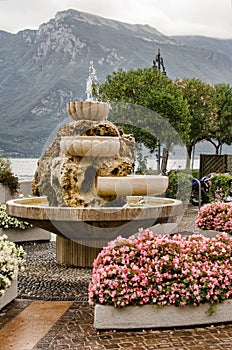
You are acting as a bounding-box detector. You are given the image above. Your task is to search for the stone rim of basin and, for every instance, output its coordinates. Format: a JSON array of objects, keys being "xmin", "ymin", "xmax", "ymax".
[
  {"xmin": 6, "ymin": 196, "xmax": 182, "ymax": 221},
  {"xmin": 6, "ymin": 196, "xmax": 183, "ymax": 242}
]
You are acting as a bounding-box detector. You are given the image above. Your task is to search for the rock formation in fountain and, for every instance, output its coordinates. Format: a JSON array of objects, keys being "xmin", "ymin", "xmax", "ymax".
[{"xmin": 32, "ymin": 119, "xmax": 136, "ymax": 207}]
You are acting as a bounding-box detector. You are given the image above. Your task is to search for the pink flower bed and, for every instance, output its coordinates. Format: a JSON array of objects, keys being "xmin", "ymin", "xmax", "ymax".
[
  {"xmin": 88, "ymin": 230, "xmax": 232, "ymax": 308},
  {"xmin": 196, "ymin": 202, "xmax": 232, "ymax": 234}
]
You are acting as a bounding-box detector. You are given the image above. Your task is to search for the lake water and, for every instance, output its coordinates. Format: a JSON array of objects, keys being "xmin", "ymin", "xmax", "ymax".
[
  {"xmin": 5, "ymin": 140, "xmax": 232, "ymax": 180},
  {"xmin": 9, "ymin": 157, "xmax": 200, "ymax": 181},
  {"xmin": 10, "ymin": 158, "xmax": 38, "ymax": 181}
]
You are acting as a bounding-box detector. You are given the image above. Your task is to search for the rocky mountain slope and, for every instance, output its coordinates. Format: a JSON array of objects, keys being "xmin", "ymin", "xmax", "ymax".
[
  {"xmin": 0, "ymin": 9, "xmax": 231, "ymax": 157},
  {"xmin": 172, "ymin": 35, "xmax": 232, "ymax": 58}
]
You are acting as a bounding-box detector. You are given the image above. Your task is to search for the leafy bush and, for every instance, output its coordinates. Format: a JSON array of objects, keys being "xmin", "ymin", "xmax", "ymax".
[
  {"xmin": 166, "ymin": 171, "xmax": 192, "ymax": 202},
  {"xmin": 0, "ymin": 158, "xmax": 19, "ymax": 193},
  {"xmin": 89, "ymin": 230, "xmax": 232, "ymax": 308},
  {"xmin": 207, "ymin": 174, "xmax": 232, "ymax": 202},
  {"xmin": 196, "ymin": 202, "xmax": 232, "ymax": 234},
  {"xmin": 0, "ymin": 234, "xmax": 26, "ymax": 295}
]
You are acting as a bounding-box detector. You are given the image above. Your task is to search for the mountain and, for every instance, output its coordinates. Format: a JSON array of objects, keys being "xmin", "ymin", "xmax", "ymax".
[
  {"xmin": 0, "ymin": 9, "xmax": 232, "ymax": 157},
  {"xmin": 172, "ymin": 35, "xmax": 232, "ymax": 59}
]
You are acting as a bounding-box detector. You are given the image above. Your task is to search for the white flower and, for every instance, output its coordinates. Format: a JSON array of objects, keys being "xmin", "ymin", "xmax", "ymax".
[
  {"xmin": 0, "ymin": 235, "xmax": 26, "ymax": 294},
  {"xmin": 0, "ymin": 204, "xmax": 33, "ymax": 230}
]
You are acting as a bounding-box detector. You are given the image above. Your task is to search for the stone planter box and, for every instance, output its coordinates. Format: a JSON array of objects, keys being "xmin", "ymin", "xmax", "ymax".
[
  {"xmin": 0, "ymin": 227, "xmax": 51, "ymax": 242},
  {"xmin": 0, "ymin": 184, "xmax": 16, "ymax": 203},
  {"xmin": 0, "ymin": 182, "xmax": 32, "ymax": 204},
  {"xmin": 198, "ymin": 229, "xmax": 224, "ymax": 238},
  {"xmin": 0, "ymin": 279, "xmax": 17, "ymax": 310},
  {"xmin": 94, "ymin": 300, "xmax": 232, "ymax": 329}
]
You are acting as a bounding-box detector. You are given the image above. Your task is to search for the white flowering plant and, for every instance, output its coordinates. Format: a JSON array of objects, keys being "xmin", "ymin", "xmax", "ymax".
[
  {"xmin": 0, "ymin": 234, "xmax": 26, "ymax": 295},
  {"xmin": 89, "ymin": 229, "xmax": 232, "ymax": 308},
  {"xmin": 0, "ymin": 204, "xmax": 33, "ymax": 230}
]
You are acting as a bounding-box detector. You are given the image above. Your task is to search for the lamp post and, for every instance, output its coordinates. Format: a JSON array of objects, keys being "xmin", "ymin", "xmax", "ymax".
[
  {"xmin": 153, "ymin": 49, "xmax": 166, "ymax": 75},
  {"xmin": 153, "ymin": 49, "xmax": 167, "ymax": 173}
]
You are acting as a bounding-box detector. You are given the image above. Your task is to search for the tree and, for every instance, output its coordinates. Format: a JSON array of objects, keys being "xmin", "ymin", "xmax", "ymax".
[
  {"xmin": 95, "ymin": 67, "xmax": 190, "ymax": 173},
  {"xmin": 174, "ymin": 78, "xmax": 218, "ymax": 168},
  {"xmin": 207, "ymin": 83, "xmax": 232, "ymax": 154}
]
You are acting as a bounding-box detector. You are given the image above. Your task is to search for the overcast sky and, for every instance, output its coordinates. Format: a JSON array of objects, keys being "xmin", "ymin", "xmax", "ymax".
[{"xmin": 0, "ymin": 0, "xmax": 232, "ymax": 38}]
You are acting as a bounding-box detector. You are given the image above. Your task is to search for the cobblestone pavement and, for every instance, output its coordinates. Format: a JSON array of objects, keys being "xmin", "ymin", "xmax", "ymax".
[
  {"xmin": 0, "ymin": 205, "xmax": 232, "ymax": 349},
  {"xmin": 33, "ymin": 302, "xmax": 232, "ymax": 350},
  {"xmin": 1, "ymin": 300, "xmax": 232, "ymax": 349}
]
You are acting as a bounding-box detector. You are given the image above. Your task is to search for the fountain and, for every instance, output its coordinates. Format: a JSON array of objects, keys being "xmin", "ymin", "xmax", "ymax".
[{"xmin": 6, "ymin": 65, "xmax": 182, "ymax": 267}]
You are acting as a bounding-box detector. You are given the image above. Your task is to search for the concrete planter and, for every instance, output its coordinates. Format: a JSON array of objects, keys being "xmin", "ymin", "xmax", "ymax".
[
  {"xmin": 198, "ymin": 229, "xmax": 224, "ymax": 238},
  {"xmin": 0, "ymin": 184, "xmax": 16, "ymax": 203},
  {"xmin": 0, "ymin": 279, "xmax": 17, "ymax": 310},
  {"xmin": 94, "ymin": 300, "xmax": 232, "ymax": 329},
  {"xmin": 0, "ymin": 181, "xmax": 32, "ymax": 204},
  {"xmin": 0, "ymin": 227, "xmax": 51, "ymax": 242}
]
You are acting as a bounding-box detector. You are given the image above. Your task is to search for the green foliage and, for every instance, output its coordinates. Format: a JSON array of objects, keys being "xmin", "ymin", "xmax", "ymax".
[
  {"xmin": 96, "ymin": 67, "xmax": 191, "ymax": 149},
  {"xmin": 117, "ymin": 124, "xmax": 157, "ymax": 152},
  {"xmin": 208, "ymin": 83, "xmax": 232, "ymax": 153},
  {"xmin": 0, "ymin": 158, "xmax": 19, "ymax": 193},
  {"xmin": 166, "ymin": 171, "xmax": 192, "ymax": 202},
  {"xmin": 174, "ymin": 79, "xmax": 232, "ymax": 163},
  {"xmin": 208, "ymin": 173, "xmax": 232, "ymax": 202},
  {"xmin": 166, "ymin": 172, "xmax": 178, "ymax": 199},
  {"xmin": 174, "ymin": 78, "xmax": 218, "ymax": 142},
  {"xmin": 191, "ymin": 169, "xmax": 199, "ymax": 179},
  {"xmin": 174, "ymin": 78, "xmax": 219, "ymax": 167}
]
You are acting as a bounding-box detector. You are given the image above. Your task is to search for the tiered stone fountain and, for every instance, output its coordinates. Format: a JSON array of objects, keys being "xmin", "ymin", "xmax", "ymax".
[{"xmin": 7, "ymin": 100, "xmax": 182, "ymax": 267}]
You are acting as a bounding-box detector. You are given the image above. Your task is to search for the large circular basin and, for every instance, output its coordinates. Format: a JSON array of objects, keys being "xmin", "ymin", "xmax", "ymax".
[
  {"xmin": 6, "ymin": 196, "xmax": 182, "ymax": 242},
  {"xmin": 67, "ymin": 101, "xmax": 109, "ymax": 121}
]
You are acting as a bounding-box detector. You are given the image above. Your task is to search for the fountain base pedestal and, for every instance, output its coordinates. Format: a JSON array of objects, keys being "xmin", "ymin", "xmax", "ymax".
[{"xmin": 56, "ymin": 236, "xmax": 107, "ymax": 267}]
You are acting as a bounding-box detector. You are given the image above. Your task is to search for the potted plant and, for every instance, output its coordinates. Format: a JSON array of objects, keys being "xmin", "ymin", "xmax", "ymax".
[
  {"xmin": 207, "ymin": 174, "xmax": 232, "ymax": 202},
  {"xmin": 0, "ymin": 158, "xmax": 19, "ymax": 203},
  {"xmin": 196, "ymin": 201, "xmax": 232, "ymax": 236},
  {"xmin": 89, "ymin": 229, "xmax": 232, "ymax": 329},
  {"xmin": 0, "ymin": 234, "xmax": 26, "ymax": 309},
  {"xmin": 0, "ymin": 204, "xmax": 51, "ymax": 242}
]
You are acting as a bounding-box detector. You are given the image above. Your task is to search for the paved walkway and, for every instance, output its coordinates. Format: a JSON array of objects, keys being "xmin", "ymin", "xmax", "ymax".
[
  {"xmin": 0, "ymin": 206, "xmax": 232, "ymax": 349},
  {"xmin": 1, "ymin": 299, "xmax": 232, "ymax": 349}
]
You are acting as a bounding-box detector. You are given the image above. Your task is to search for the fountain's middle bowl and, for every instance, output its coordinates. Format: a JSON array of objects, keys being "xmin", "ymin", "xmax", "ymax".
[{"xmin": 60, "ymin": 136, "xmax": 120, "ymax": 157}]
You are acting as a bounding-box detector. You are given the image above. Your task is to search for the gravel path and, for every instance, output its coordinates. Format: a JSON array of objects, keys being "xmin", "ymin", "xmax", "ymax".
[{"xmin": 18, "ymin": 241, "xmax": 92, "ymax": 301}]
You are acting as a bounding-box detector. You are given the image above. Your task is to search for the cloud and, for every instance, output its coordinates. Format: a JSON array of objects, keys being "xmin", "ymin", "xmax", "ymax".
[{"xmin": 0, "ymin": 0, "xmax": 231, "ymax": 37}]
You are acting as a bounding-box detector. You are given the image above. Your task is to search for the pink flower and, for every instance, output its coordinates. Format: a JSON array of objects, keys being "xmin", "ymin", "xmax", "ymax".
[
  {"xmin": 196, "ymin": 202, "xmax": 232, "ymax": 234},
  {"xmin": 88, "ymin": 229, "xmax": 232, "ymax": 308}
]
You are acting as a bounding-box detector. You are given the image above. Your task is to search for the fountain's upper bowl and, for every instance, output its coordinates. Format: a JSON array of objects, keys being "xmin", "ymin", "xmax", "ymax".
[{"xmin": 67, "ymin": 101, "xmax": 109, "ymax": 121}]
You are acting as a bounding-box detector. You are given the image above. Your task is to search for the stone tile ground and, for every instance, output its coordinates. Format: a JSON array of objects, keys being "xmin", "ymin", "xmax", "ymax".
[{"xmin": 0, "ymin": 205, "xmax": 232, "ymax": 349}]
